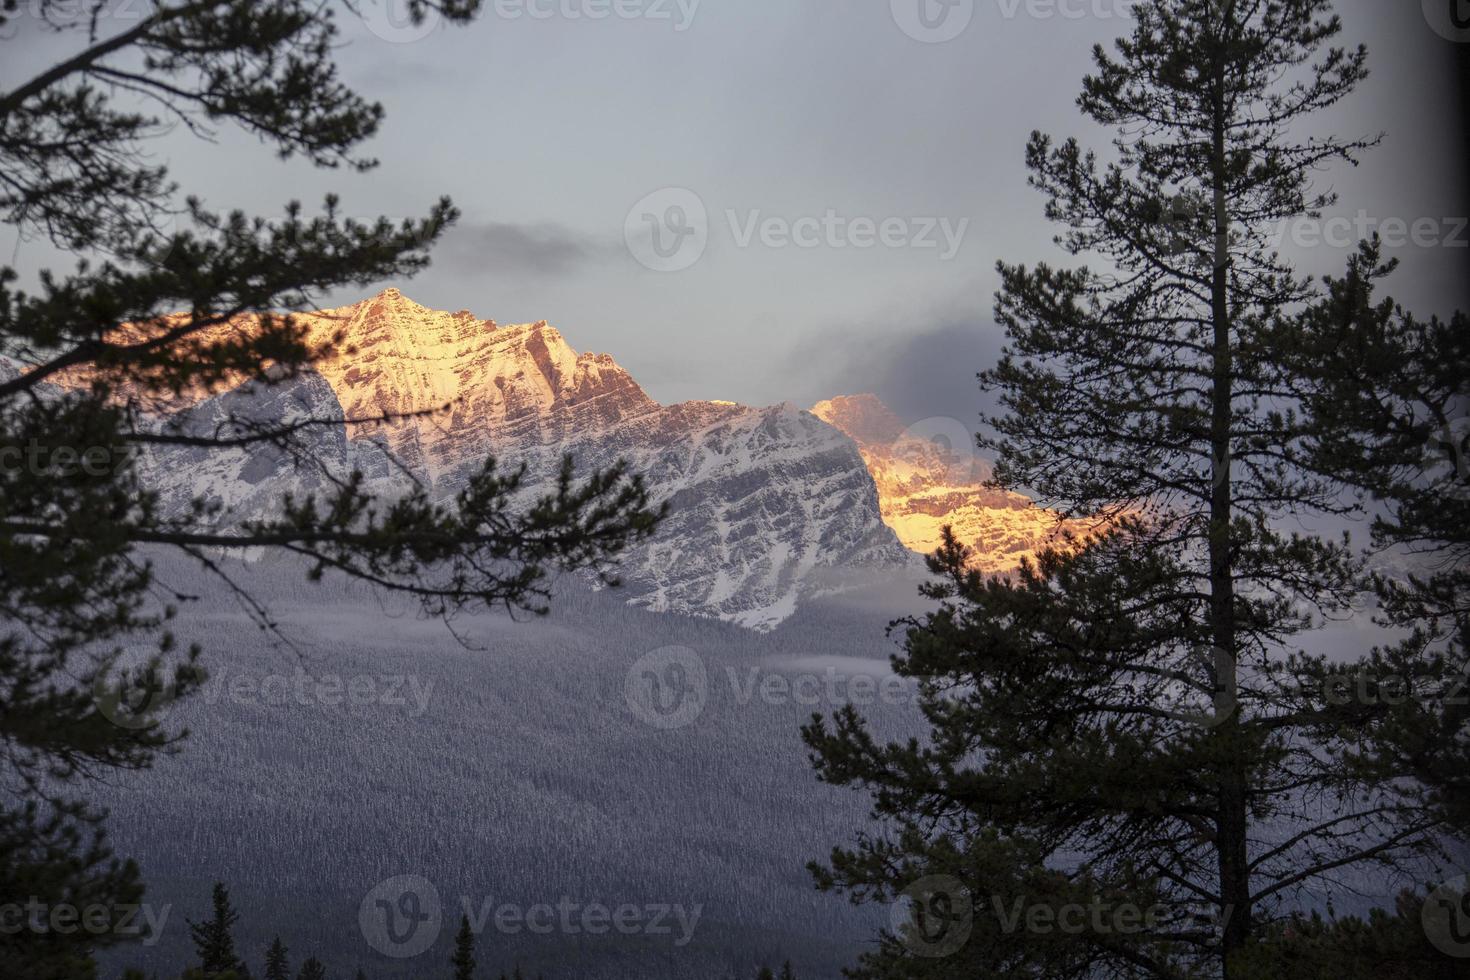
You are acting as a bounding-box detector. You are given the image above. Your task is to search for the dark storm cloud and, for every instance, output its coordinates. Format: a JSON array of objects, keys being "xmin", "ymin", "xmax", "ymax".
[
  {"xmin": 863, "ymin": 320, "xmax": 1007, "ymax": 430},
  {"xmin": 802, "ymin": 315, "xmax": 1009, "ymax": 431}
]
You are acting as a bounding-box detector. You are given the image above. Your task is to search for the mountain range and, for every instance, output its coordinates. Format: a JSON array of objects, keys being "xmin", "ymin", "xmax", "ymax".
[{"xmin": 94, "ymin": 289, "xmax": 1072, "ymax": 628}]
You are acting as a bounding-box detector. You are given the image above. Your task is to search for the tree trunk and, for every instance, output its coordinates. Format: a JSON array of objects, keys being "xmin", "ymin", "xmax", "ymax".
[{"xmin": 1209, "ymin": 32, "xmax": 1253, "ymax": 973}]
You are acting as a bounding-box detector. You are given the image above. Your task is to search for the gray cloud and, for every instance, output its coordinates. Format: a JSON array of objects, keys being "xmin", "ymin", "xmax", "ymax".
[
  {"xmin": 859, "ymin": 319, "xmax": 1008, "ymax": 430},
  {"xmin": 793, "ymin": 308, "xmax": 1008, "ymax": 431},
  {"xmin": 36, "ymin": 0, "xmax": 1460, "ymax": 415},
  {"xmin": 437, "ymin": 221, "xmax": 616, "ymax": 279}
]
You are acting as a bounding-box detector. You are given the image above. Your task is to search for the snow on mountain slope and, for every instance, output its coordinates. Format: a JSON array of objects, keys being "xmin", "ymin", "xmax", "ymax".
[
  {"xmin": 138, "ymin": 369, "xmax": 353, "ymax": 522},
  {"xmin": 113, "ymin": 290, "xmax": 912, "ymax": 629},
  {"xmin": 811, "ymin": 393, "xmax": 1081, "ymax": 573}
]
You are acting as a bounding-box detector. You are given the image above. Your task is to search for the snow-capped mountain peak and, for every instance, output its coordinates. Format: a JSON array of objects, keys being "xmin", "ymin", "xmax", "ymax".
[{"xmin": 121, "ymin": 291, "xmax": 911, "ymax": 628}]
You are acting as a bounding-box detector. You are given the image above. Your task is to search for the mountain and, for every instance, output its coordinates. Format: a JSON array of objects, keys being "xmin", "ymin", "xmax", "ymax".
[
  {"xmin": 811, "ymin": 393, "xmax": 1077, "ymax": 574},
  {"xmin": 45, "ymin": 290, "xmax": 1104, "ymax": 623},
  {"xmin": 40, "ymin": 290, "xmax": 1096, "ymax": 623},
  {"xmin": 116, "ymin": 290, "xmax": 914, "ymax": 630}
]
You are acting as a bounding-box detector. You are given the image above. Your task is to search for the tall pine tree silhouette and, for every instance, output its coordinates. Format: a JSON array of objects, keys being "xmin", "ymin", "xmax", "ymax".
[
  {"xmin": 1276, "ymin": 241, "xmax": 1470, "ymax": 835},
  {"xmin": 804, "ymin": 1, "xmax": 1452, "ymax": 977},
  {"xmin": 0, "ymin": 4, "xmax": 661, "ymax": 971}
]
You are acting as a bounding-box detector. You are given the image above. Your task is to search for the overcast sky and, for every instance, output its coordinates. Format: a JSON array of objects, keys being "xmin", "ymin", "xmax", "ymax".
[{"xmin": 5, "ymin": 0, "xmax": 1467, "ymax": 427}]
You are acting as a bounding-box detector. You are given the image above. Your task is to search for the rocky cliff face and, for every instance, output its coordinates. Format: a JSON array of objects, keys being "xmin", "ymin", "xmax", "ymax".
[
  {"xmin": 810, "ymin": 393, "xmax": 1074, "ymax": 574},
  {"xmin": 301, "ymin": 290, "xmax": 914, "ymax": 628},
  {"xmin": 139, "ymin": 369, "xmax": 352, "ymax": 523},
  {"xmin": 290, "ymin": 288, "xmax": 661, "ymax": 485},
  {"xmin": 132, "ymin": 290, "xmax": 912, "ymax": 629}
]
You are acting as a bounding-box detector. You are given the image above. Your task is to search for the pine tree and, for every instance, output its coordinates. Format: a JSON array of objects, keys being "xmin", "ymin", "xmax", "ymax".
[
  {"xmin": 779, "ymin": 961, "xmax": 796, "ymax": 980},
  {"xmin": 1228, "ymin": 889, "xmax": 1463, "ymax": 979},
  {"xmin": 264, "ymin": 937, "xmax": 289, "ymax": 980},
  {"xmin": 187, "ymin": 883, "xmax": 247, "ymax": 977},
  {"xmin": 451, "ymin": 914, "xmax": 476, "ymax": 980},
  {"xmin": 0, "ymin": 3, "xmax": 660, "ymax": 975},
  {"xmin": 804, "ymin": 1, "xmax": 1447, "ymax": 977},
  {"xmin": 1276, "ymin": 241, "xmax": 1470, "ymax": 833},
  {"xmin": 295, "ymin": 958, "xmax": 325, "ymax": 980}
]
